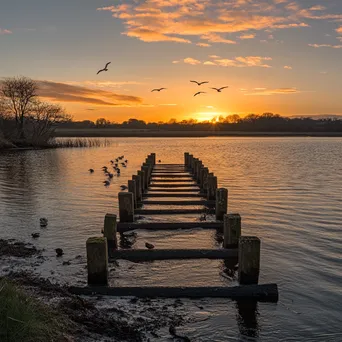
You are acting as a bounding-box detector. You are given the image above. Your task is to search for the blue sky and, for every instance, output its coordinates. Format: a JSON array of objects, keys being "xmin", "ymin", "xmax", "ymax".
[{"xmin": 1, "ymin": 0, "xmax": 342, "ymax": 122}]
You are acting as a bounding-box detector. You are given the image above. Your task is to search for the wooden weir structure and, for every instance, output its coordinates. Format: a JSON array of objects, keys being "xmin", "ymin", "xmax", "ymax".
[{"xmin": 70, "ymin": 153, "xmax": 278, "ymax": 302}]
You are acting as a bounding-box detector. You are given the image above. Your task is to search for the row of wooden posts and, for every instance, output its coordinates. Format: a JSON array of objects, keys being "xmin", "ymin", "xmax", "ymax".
[{"xmin": 85, "ymin": 153, "xmax": 262, "ymax": 295}]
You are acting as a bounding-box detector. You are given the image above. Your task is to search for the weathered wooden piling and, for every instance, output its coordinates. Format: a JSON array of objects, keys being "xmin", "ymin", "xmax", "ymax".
[
  {"xmin": 207, "ymin": 173, "xmax": 218, "ymax": 200},
  {"xmin": 142, "ymin": 165, "xmax": 150, "ymax": 188},
  {"xmin": 137, "ymin": 170, "xmax": 145, "ymax": 193},
  {"xmin": 215, "ymin": 188, "xmax": 228, "ymax": 220},
  {"xmin": 118, "ymin": 192, "xmax": 134, "ymax": 222},
  {"xmin": 191, "ymin": 157, "xmax": 197, "ymax": 173},
  {"xmin": 200, "ymin": 167, "xmax": 209, "ymax": 191},
  {"xmin": 103, "ymin": 214, "xmax": 117, "ymax": 247},
  {"xmin": 128, "ymin": 180, "xmax": 137, "ymax": 208},
  {"xmin": 151, "ymin": 153, "xmax": 156, "ymax": 165},
  {"xmin": 238, "ymin": 236, "xmax": 261, "ymax": 285},
  {"xmin": 86, "ymin": 237, "xmax": 108, "ymax": 285},
  {"xmin": 132, "ymin": 175, "xmax": 142, "ymax": 203},
  {"xmin": 188, "ymin": 154, "xmax": 193, "ymax": 170},
  {"xmin": 184, "ymin": 152, "xmax": 189, "ymax": 167},
  {"xmin": 224, "ymin": 214, "xmax": 241, "ymax": 247},
  {"xmin": 196, "ymin": 160, "xmax": 203, "ymax": 182}
]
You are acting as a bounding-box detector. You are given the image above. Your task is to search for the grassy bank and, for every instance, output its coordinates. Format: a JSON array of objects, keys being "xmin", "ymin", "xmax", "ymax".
[
  {"xmin": 55, "ymin": 128, "xmax": 342, "ymax": 138},
  {"xmin": 0, "ymin": 279, "xmax": 70, "ymax": 342}
]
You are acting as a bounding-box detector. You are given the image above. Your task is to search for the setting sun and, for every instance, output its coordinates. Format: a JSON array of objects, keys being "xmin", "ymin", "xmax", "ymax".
[{"xmin": 195, "ymin": 112, "xmax": 227, "ymax": 122}]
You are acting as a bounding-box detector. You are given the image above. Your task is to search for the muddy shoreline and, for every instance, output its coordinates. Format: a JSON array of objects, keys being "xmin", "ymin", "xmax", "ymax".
[{"xmin": 0, "ymin": 239, "xmax": 190, "ymax": 342}]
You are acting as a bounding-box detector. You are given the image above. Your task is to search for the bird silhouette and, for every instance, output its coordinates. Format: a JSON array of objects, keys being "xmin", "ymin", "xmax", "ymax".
[
  {"xmin": 40, "ymin": 218, "xmax": 48, "ymax": 227},
  {"xmin": 31, "ymin": 233, "xmax": 40, "ymax": 239},
  {"xmin": 151, "ymin": 88, "xmax": 166, "ymax": 92},
  {"xmin": 103, "ymin": 180, "xmax": 110, "ymax": 186},
  {"xmin": 211, "ymin": 86, "xmax": 229, "ymax": 92},
  {"xmin": 97, "ymin": 62, "xmax": 111, "ymax": 75},
  {"xmin": 194, "ymin": 91, "xmax": 206, "ymax": 97},
  {"xmin": 89, "ymin": 169, "xmax": 94, "ymax": 173},
  {"xmin": 55, "ymin": 248, "xmax": 64, "ymax": 257},
  {"xmin": 120, "ymin": 185, "xmax": 128, "ymax": 190},
  {"xmin": 107, "ymin": 173, "xmax": 114, "ymax": 179},
  {"xmin": 190, "ymin": 80, "xmax": 209, "ymax": 86}
]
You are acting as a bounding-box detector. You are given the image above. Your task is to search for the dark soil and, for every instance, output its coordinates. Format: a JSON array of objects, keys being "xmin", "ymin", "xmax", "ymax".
[
  {"xmin": 4, "ymin": 271, "xmax": 186, "ymax": 342},
  {"xmin": 0, "ymin": 239, "xmax": 42, "ymax": 258}
]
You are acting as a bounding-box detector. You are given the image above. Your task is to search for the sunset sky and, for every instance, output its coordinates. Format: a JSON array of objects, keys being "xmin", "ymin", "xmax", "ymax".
[{"xmin": 1, "ymin": 0, "xmax": 342, "ymax": 122}]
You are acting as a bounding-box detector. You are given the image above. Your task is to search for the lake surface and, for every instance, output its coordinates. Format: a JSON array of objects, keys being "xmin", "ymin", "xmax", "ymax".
[{"xmin": 1, "ymin": 137, "xmax": 342, "ymax": 341}]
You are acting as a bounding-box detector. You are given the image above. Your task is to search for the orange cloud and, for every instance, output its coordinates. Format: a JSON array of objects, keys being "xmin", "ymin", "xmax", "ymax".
[
  {"xmin": 196, "ymin": 42, "xmax": 211, "ymax": 47},
  {"xmin": 239, "ymin": 33, "xmax": 256, "ymax": 39},
  {"xmin": 97, "ymin": 0, "xmax": 338, "ymax": 45},
  {"xmin": 183, "ymin": 57, "xmax": 201, "ymax": 65},
  {"xmin": 244, "ymin": 87, "xmax": 299, "ymax": 95},
  {"xmin": 0, "ymin": 29, "xmax": 12, "ymax": 35},
  {"xmin": 175, "ymin": 55, "xmax": 273, "ymax": 68},
  {"xmin": 36, "ymin": 81, "xmax": 143, "ymax": 106},
  {"xmin": 308, "ymin": 43, "xmax": 342, "ymax": 48}
]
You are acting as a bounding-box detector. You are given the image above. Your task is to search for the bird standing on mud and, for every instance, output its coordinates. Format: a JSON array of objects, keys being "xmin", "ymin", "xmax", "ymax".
[{"xmin": 97, "ymin": 62, "xmax": 111, "ymax": 75}]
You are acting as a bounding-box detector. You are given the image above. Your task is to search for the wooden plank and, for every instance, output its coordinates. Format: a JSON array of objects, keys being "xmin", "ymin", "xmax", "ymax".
[
  {"xmin": 68, "ymin": 283, "xmax": 279, "ymax": 302},
  {"xmin": 147, "ymin": 189, "xmax": 201, "ymax": 192},
  {"xmin": 135, "ymin": 208, "xmax": 213, "ymax": 215},
  {"xmin": 149, "ymin": 184, "xmax": 200, "ymax": 188},
  {"xmin": 109, "ymin": 248, "xmax": 237, "ymax": 261},
  {"xmin": 143, "ymin": 193, "xmax": 204, "ymax": 198},
  {"xmin": 152, "ymin": 174, "xmax": 194, "ymax": 178},
  {"xmin": 152, "ymin": 171, "xmax": 189, "ymax": 174},
  {"xmin": 140, "ymin": 200, "xmax": 215, "ymax": 206},
  {"xmin": 151, "ymin": 179, "xmax": 195, "ymax": 183},
  {"xmin": 117, "ymin": 221, "xmax": 223, "ymax": 232}
]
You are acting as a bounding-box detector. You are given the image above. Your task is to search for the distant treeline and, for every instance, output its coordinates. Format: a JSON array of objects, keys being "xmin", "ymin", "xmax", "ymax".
[{"xmin": 58, "ymin": 113, "xmax": 342, "ymax": 132}]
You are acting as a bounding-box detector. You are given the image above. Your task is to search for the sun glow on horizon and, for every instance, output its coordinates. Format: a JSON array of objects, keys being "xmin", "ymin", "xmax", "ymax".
[{"xmin": 195, "ymin": 111, "xmax": 228, "ymax": 122}]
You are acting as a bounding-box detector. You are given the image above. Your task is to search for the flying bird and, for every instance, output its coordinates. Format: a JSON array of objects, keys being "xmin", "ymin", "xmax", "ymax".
[
  {"xmin": 194, "ymin": 91, "xmax": 206, "ymax": 97},
  {"xmin": 97, "ymin": 62, "xmax": 111, "ymax": 75},
  {"xmin": 120, "ymin": 185, "xmax": 128, "ymax": 190},
  {"xmin": 151, "ymin": 88, "xmax": 166, "ymax": 92},
  {"xmin": 211, "ymin": 86, "xmax": 229, "ymax": 92},
  {"xmin": 190, "ymin": 80, "xmax": 209, "ymax": 86}
]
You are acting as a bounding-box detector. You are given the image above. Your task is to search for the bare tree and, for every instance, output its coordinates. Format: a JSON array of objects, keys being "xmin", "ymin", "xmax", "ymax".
[
  {"xmin": 1, "ymin": 76, "xmax": 38, "ymax": 139},
  {"xmin": 27, "ymin": 100, "xmax": 72, "ymax": 144}
]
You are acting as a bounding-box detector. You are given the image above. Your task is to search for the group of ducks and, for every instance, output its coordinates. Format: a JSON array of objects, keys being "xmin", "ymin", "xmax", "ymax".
[
  {"xmin": 89, "ymin": 155, "xmax": 128, "ymax": 187},
  {"xmin": 31, "ymin": 218, "xmax": 64, "ymax": 257},
  {"xmin": 151, "ymin": 80, "xmax": 229, "ymax": 97}
]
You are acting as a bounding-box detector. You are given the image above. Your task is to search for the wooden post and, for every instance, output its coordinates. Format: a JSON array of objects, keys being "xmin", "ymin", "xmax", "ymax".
[
  {"xmin": 86, "ymin": 237, "xmax": 108, "ymax": 285},
  {"xmin": 103, "ymin": 214, "xmax": 117, "ymax": 248},
  {"xmin": 193, "ymin": 158, "xmax": 199, "ymax": 178},
  {"xmin": 184, "ymin": 152, "xmax": 189, "ymax": 166},
  {"xmin": 207, "ymin": 173, "xmax": 217, "ymax": 200},
  {"xmin": 191, "ymin": 157, "xmax": 197, "ymax": 174},
  {"xmin": 196, "ymin": 160, "xmax": 203, "ymax": 182},
  {"xmin": 143, "ymin": 162, "xmax": 152, "ymax": 180},
  {"xmin": 238, "ymin": 237, "xmax": 261, "ymax": 285},
  {"xmin": 119, "ymin": 192, "xmax": 134, "ymax": 222},
  {"xmin": 128, "ymin": 180, "xmax": 137, "ymax": 208},
  {"xmin": 137, "ymin": 170, "xmax": 145, "ymax": 193},
  {"xmin": 216, "ymin": 188, "xmax": 228, "ymax": 220},
  {"xmin": 151, "ymin": 153, "xmax": 156, "ymax": 165},
  {"xmin": 142, "ymin": 165, "xmax": 150, "ymax": 188},
  {"xmin": 223, "ymin": 214, "xmax": 241, "ymax": 247},
  {"xmin": 132, "ymin": 175, "xmax": 142, "ymax": 203},
  {"xmin": 200, "ymin": 167, "xmax": 209, "ymax": 192},
  {"xmin": 188, "ymin": 154, "xmax": 193, "ymax": 170}
]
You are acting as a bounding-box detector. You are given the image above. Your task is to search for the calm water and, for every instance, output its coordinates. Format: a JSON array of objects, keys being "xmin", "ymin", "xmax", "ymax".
[{"xmin": 1, "ymin": 137, "xmax": 342, "ymax": 341}]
